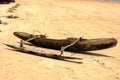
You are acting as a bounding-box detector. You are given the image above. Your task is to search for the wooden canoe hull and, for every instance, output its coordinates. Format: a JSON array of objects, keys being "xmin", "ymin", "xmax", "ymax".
[{"xmin": 14, "ymin": 32, "xmax": 118, "ymax": 52}]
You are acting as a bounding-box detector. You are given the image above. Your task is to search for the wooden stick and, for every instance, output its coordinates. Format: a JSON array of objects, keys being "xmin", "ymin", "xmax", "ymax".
[{"xmin": 4, "ymin": 43, "xmax": 82, "ymax": 60}]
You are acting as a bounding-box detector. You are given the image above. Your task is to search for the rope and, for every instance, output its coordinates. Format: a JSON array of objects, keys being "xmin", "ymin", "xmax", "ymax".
[{"xmin": 60, "ymin": 37, "xmax": 81, "ymax": 55}]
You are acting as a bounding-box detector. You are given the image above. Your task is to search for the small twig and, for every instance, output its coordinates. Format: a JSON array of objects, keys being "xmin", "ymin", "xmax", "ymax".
[
  {"xmin": 20, "ymin": 40, "xmax": 23, "ymax": 48},
  {"xmin": 60, "ymin": 37, "xmax": 81, "ymax": 55}
]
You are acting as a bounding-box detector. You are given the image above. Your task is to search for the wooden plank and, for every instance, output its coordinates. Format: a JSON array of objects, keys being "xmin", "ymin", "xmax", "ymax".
[{"xmin": 4, "ymin": 43, "xmax": 82, "ymax": 64}]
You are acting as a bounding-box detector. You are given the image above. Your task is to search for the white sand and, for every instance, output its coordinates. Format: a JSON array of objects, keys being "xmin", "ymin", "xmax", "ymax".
[{"xmin": 0, "ymin": 0, "xmax": 120, "ymax": 80}]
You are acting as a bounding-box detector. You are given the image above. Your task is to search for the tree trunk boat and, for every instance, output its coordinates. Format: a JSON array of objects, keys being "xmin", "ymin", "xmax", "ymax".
[{"xmin": 14, "ymin": 32, "xmax": 117, "ymax": 52}]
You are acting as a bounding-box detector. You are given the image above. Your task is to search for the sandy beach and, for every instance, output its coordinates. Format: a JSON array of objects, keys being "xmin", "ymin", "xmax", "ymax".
[{"xmin": 0, "ymin": 0, "xmax": 120, "ymax": 80}]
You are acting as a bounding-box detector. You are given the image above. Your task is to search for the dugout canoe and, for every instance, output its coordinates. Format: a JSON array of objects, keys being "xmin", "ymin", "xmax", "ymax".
[{"xmin": 14, "ymin": 32, "xmax": 117, "ymax": 52}]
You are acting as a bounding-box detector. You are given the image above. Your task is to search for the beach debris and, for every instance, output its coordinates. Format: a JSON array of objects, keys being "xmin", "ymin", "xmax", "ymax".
[
  {"xmin": 6, "ymin": 15, "xmax": 19, "ymax": 19},
  {"xmin": 8, "ymin": 3, "xmax": 20, "ymax": 12}
]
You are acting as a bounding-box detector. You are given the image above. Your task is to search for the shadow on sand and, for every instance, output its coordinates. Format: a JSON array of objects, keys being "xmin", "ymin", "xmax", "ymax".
[{"xmin": 78, "ymin": 51, "xmax": 113, "ymax": 58}]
